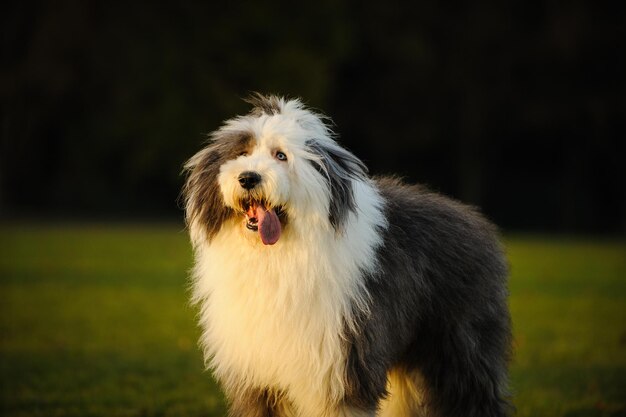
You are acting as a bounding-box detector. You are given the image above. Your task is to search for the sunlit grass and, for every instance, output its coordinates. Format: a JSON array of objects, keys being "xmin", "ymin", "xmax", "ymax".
[
  {"xmin": 1, "ymin": 224, "xmax": 624, "ymax": 416},
  {"xmin": 0, "ymin": 224, "xmax": 224, "ymax": 417},
  {"xmin": 506, "ymin": 236, "xmax": 626, "ymax": 417}
]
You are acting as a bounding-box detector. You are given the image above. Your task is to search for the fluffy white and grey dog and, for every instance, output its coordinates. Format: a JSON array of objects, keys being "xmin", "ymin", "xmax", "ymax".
[{"xmin": 182, "ymin": 94, "xmax": 511, "ymax": 417}]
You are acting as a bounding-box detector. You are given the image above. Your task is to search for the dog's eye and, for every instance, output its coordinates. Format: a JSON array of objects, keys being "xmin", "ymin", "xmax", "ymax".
[
  {"xmin": 275, "ymin": 151, "xmax": 287, "ymax": 161},
  {"xmin": 239, "ymin": 151, "xmax": 248, "ymax": 157}
]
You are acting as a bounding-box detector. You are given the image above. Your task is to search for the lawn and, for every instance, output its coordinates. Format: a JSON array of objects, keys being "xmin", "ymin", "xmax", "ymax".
[{"xmin": 0, "ymin": 223, "xmax": 624, "ymax": 416}]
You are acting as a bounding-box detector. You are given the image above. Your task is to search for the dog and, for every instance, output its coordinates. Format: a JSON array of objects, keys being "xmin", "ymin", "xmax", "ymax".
[{"xmin": 182, "ymin": 94, "xmax": 512, "ymax": 417}]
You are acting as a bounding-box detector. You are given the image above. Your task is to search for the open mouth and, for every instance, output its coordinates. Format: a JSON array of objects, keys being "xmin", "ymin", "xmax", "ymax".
[{"xmin": 241, "ymin": 198, "xmax": 285, "ymax": 245}]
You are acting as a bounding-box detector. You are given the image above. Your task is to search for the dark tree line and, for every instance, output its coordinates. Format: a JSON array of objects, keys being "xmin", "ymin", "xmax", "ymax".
[{"xmin": 1, "ymin": 0, "xmax": 624, "ymax": 233}]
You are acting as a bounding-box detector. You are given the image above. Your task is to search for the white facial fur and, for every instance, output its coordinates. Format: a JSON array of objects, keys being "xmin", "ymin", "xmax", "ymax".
[{"xmin": 214, "ymin": 101, "xmax": 343, "ymax": 241}]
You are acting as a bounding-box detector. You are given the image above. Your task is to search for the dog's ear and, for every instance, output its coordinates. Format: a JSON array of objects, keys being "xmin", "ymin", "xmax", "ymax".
[
  {"xmin": 182, "ymin": 131, "xmax": 253, "ymax": 244},
  {"xmin": 182, "ymin": 144, "xmax": 232, "ymax": 245},
  {"xmin": 306, "ymin": 140, "xmax": 368, "ymax": 231}
]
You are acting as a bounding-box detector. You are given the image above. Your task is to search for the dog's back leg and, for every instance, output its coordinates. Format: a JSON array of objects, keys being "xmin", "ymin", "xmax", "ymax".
[
  {"xmin": 377, "ymin": 368, "xmax": 429, "ymax": 417},
  {"xmin": 416, "ymin": 321, "xmax": 512, "ymax": 417}
]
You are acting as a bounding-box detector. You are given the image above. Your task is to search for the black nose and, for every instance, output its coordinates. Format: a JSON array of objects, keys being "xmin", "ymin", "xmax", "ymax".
[{"xmin": 238, "ymin": 171, "xmax": 262, "ymax": 189}]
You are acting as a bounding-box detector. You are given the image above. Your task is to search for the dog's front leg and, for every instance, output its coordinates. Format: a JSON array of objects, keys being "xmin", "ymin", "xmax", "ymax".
[{"xmin": 226, "ymin": 386, "xmax": 285, "ymax": 417}]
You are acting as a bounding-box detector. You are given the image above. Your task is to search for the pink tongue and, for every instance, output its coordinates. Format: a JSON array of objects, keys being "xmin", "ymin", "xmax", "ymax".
[{"xmin": 256, "ymin": 205, "xmax": 281, "ymax": 245}]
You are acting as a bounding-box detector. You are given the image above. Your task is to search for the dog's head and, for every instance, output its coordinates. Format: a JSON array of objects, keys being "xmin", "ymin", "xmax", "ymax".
[{"xmin": 182, "ymin": 94, "xmax": 367, "ymax": 247}]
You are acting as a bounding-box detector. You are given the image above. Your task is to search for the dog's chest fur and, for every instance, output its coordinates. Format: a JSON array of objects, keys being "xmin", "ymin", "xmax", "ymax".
[{"xmin": 192, "ymin": 184, "xmax": 384, "ymax": 410}]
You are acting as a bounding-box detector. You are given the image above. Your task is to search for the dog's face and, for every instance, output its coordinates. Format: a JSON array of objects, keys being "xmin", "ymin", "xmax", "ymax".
[
  {"xmin": 183, "ymin": 95, "xmax": 367, "ymax": 247},
  {"xmin": 215, "ymin": 127, "xmax": 299, "ymax": 245}
]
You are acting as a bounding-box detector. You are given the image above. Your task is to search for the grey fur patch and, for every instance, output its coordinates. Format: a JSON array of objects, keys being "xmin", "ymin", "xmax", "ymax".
[
  {"xmin": 182, "ymin": 131, "xmax": 255, "ymax": 241},
  {"xmin": 245, "ymin": 93, "xmax": 283, "ymax": 116},
  {"xmin": 305, "ymin": 139, "xmax": 368, "ymax": 230},
  {"xmin": 343, "ymin": 177, "xmax": 512, "ymax": 416}
]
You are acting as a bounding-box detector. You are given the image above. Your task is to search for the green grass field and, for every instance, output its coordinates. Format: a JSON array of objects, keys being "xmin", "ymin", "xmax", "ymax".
[{"xmin": 1, "ymin": 223, "xmax": 624, "ymax": 416}]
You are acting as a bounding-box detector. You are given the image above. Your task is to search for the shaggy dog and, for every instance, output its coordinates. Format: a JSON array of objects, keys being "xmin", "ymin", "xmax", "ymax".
[{"xmin": 182, "ymin": 95, "xmax": 512, "ymax": 417}]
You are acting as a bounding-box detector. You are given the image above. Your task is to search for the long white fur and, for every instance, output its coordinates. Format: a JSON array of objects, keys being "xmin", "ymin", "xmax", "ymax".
[{"xmin": 189, "ymin": 98, "xmax": 387, "ymax": 416}]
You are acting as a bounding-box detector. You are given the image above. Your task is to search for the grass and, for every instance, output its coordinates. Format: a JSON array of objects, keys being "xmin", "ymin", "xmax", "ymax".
[
  {"xmin": 0, "ymin": 224, "xmax": 224, "ymax": 417},
  {"xmin": 1, "ymin": 223, "xmax": 625, "ymax": 416},
  {"xmin": 506, "ymin": 237, "xmax": 626, "ymax": 417}
]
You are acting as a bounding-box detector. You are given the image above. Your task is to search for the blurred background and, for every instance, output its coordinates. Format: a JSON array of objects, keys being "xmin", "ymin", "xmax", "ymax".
[
  {"xmin": 2, "ymin": 0, "xmax": 624, "ymax": 233},
  {"xmin": 1, "ymin": 1, "xmax": 625, "ymax": 417}
]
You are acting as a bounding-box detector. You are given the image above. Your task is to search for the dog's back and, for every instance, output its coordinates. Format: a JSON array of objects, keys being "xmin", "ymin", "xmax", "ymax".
[{"xmin": 349, "ymin": 176, "xmax": 511, "ymax": 417}]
